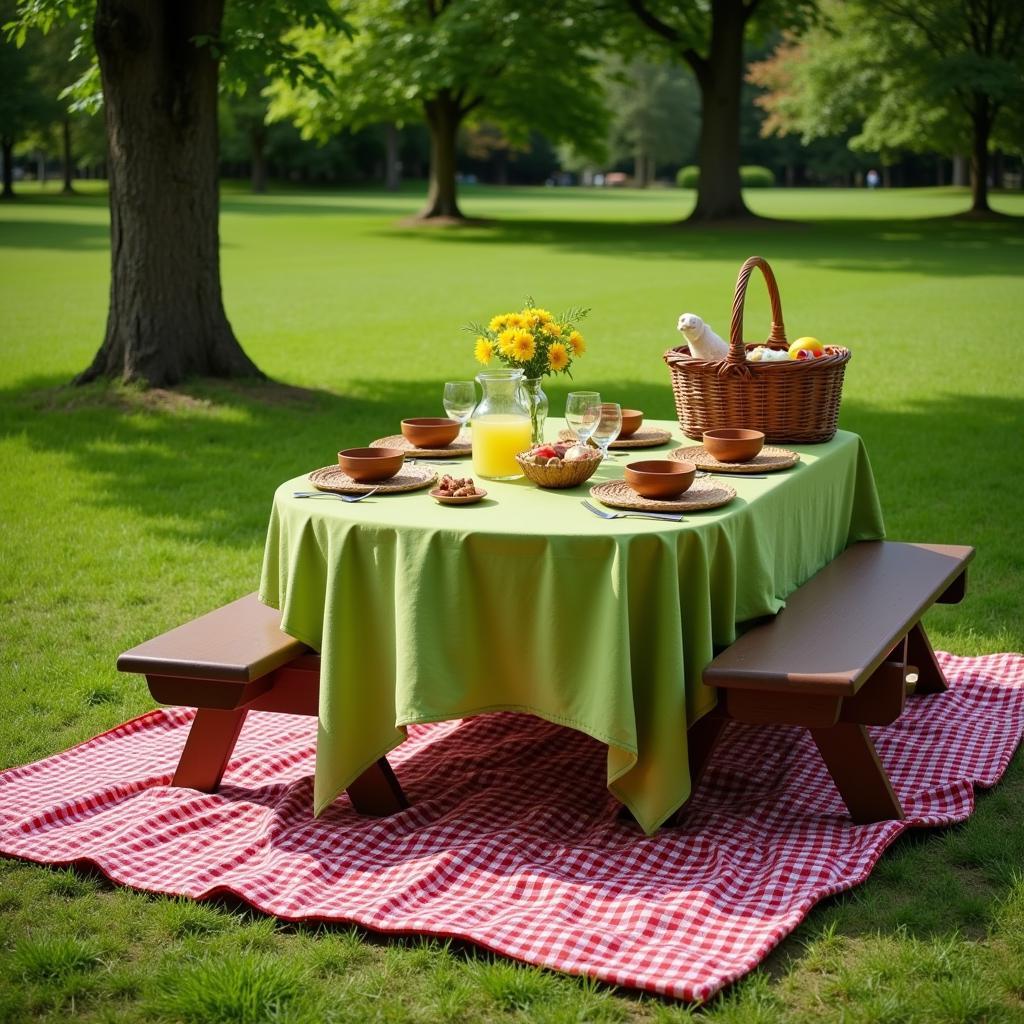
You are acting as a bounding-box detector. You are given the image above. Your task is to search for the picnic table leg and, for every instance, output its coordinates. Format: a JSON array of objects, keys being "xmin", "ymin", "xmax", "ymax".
[
  {"xmin": 808, "ymin": 723, "xmax": 904, "ymax": 824},
  {"xmin": 905, "ymin": 622, "xmax": 948, "ymax": 695},
  {"xmin": 172, "ymin": 707, "xmax": 249, "ymax": 791},
  {"xmin": 345, "ymin": 757, "xmax": 408, "ymax": 816}
]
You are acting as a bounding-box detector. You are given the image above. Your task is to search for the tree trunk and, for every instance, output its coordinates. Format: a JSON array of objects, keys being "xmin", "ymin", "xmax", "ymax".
[
  {"xmin": 78, "ymin": 0, "xmax": 262, "ymax": 387},
  {"xmin": 1, "ymin": 137, "xmax": 13, "ymax": 199},
  {"xmin": 250, "ymin": 120, "xmax": 267, "ymax": 194},
  {"xmin": 634, "ymin": 150, "xmax": 649, "ymax": 188},
  {"xmin": 384, "ymin": 122, "xmax": 400, "ymax": 191},
  {"xmin": 61, "ymin": 117, "xmax": 76, "ymax": 194},
  {"xmin": 952, "ymin": 154, "xmax": 968, "ymax": 186},
  {"xmin": 419, "ymin": 93, "xmax": 464, "ymax": 220},
  {"xmin": 687, "ymin": 0, "xmax": 751, "ymax": 221},
  {"xmin": 969, "ymin": 102, "xmax": 992, "ymax": 213}
]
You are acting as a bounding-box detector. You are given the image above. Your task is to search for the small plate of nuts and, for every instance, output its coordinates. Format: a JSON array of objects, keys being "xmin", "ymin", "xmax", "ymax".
[{"xmin": 431, "ymin": 474, "xmax": 487, "ymax": 505}]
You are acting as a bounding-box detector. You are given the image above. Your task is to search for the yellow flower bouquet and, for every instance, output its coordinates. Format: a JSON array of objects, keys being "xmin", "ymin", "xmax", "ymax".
[
  {"xmin": 468, "ymin": 302, "xmax": 588, "ymax": 379},
  {"xmin": 466, "ymin": 300, "xmax": 590, "ymax": 445}
]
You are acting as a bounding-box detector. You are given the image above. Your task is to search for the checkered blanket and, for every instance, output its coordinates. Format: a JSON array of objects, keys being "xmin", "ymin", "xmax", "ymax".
[{"xmin": 1, "ymin": 652, "xmax": 1021, "ymax": 1002}]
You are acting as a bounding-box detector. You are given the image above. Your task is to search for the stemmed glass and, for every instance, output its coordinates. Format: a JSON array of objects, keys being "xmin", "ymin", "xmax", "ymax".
[
  {"xmin": 443, "ymin": 381, "xmax": 477, "ymax": 440},
  {"xmin": 566, "ymin": 391, "xmax": 601, "ymax": 446},
  {"xmin": 589, "ymin": 402, "xmax": 622, "ymax": 461}
]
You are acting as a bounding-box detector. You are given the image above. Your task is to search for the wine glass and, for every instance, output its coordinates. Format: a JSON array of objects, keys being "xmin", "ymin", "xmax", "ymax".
[
  {"xmin": 566, "ymin": 391, "xmax": 601, "ymax": 446},
  {"xmin": 589, "ymin": 402, "xmax": 622, "ymax": 461},
  {"xmin": 443, "ymin": 381, "xmax": 476, "ymax": 440}
]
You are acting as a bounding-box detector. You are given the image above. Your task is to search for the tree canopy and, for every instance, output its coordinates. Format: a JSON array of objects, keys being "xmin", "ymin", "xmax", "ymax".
[{"xmin": 269, "ymin": 0, "xmax": 609, "ymax": 218}]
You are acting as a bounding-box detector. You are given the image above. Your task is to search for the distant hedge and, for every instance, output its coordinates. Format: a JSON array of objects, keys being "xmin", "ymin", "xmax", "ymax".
[{"xmin": 675, "ymin": 165, "xmax": 776, "ymax": 188}]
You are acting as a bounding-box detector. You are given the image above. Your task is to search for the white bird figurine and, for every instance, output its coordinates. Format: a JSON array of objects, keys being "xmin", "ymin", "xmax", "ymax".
[{"xmin": 677, "ymin": 313, "xmax": 729, "ymax": 361}]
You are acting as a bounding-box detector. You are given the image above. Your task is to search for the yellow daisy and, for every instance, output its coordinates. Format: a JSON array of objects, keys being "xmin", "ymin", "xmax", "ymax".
[
  {"xmin": 510, "ymin": 329, "xmax": 536, "ymax": 362},
  {"xmin": 474, "ymin": 337, "xmax": 494, "ymax": 365},
  {"xmin": 545, "ymin": 322, "xmax": 563, "ymax": 338},
  {"xmin": 547, "ymin": 341, "xmax": 570, "ymax": 372},
  {"xmin": 497, "ymin": 328, "xmax": 519, "ymax": 356},
  {"xmin": 568, "ymin": 330, "xmax": 586, "ymax": 356},
  {"xmin": 489, "ymin": 313, "xmax": 514, "ymax": 333},
  {"xmin": 506, "ymin": 312, "xmax": 526, "ymax": 329}
]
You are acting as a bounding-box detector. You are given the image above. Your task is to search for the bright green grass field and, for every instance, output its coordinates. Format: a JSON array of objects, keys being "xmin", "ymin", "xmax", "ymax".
[{"xmin": 1, "ymin": 183, "xmax": 1023, "ymax": 1022}]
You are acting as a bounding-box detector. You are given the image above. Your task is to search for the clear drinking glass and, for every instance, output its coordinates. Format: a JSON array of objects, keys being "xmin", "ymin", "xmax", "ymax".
[
  {"xmin": 566, "ymin": 391, "xmax": 601, "ymax": 445},
  {"xmin": 589, "ymin": 402, "xmax": 622, "ymax": 460},
  {"xmin": 443, "ymin": 381, "xmax": 477, "ymax": 440}
]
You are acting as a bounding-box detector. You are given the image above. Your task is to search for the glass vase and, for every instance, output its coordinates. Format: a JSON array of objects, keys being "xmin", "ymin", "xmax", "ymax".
[{"xmin": 521, "ymin": 377, "xmax": 548, "ymax": 446}]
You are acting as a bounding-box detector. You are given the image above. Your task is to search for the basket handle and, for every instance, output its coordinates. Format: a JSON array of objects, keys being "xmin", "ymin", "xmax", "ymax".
[{"xmin": 728, "ymin": 256, "xmax": 787, "ymax": 365}]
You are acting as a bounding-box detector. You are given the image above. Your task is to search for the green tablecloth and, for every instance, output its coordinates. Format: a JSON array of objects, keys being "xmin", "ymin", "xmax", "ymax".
[{"xmin": 259, "ymin": 422, "xmax": 885, "ymax": 834}]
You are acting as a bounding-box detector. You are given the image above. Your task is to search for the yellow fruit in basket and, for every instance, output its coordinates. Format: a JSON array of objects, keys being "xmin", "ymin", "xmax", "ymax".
[{"xmin": 788, "ymin": 336, "xmax": 824, "ymax": 360}]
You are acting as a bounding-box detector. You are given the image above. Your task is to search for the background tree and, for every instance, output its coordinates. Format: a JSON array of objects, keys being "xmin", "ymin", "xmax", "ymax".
[
  {"xmin": 13, "ymin": 0, "xmax": 343, "ymax": 387},
  {"xmin": 751, "ymin": 0, "xmax": 1024, "ymax": 214},
  {"xmin": 605, "ymin": 56, "xmax": 698, "ymax": 186},
  {"xmin": 270, "ymin": 0, "xmax": 609, "ymax": 222},
  {"xmin": 0, "ymin": 1, "xmax": 54, "ymax": 198},
  {"xmin": 624, "ymin": 0, "xmax": 816, "ymax": 221}
]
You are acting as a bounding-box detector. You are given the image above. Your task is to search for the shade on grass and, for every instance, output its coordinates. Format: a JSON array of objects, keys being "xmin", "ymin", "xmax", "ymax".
[{"xmin": 0, "ymin": 183, "xmax": 1022, "ymax": 1021}]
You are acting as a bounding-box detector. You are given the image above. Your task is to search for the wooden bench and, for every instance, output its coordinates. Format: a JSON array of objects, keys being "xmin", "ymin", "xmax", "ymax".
[
  {"xmin": 117, "ymin": 594, "xmax": 407, "ymax": 815},
  {"xmin": 697, "ymin": 541, "xmax": 974, "ymax": 824}
]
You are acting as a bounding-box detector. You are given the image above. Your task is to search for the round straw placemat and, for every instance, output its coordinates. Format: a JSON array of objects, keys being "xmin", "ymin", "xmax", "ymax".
[
  {"xmin": 370, "ymin": 435, "xmax": 472, "ymax": 458},
  {"xmin": 669, "ymin": 445, "xmax": 800, "ymax": 474},
  {"xmin": 308, "ymin": 464, "xmax": 437, "ymax": 495},
  {"xmin": 590, "ymin": 477, "xmax": 736, "ymax": 513},
  {"xmin": 558, "ymin": 428, "xmax": 674, "ymax": 450}
]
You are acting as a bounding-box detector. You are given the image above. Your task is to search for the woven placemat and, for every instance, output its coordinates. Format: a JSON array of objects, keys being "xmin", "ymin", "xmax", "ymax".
[
  {"xmin": 669, "ymin": 445, "xmax": 800, "ymax": 474},
  {"xmin": 370, "ymin": 435, "xmax": 471, "ymax": 458},
  {"xmin": 590, "ymin": 477, "xmax": 736, "ymax": 513},
  {"xmin": 558, "ymin": 428, "xmax": 674, "ymax": 450},
  {"xmin": 308, "ymin": 464, "xmax": 437, "ymax": 495}
]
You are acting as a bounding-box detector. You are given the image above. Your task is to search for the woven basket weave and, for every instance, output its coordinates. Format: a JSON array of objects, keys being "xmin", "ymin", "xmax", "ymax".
[
  {"xmin": 664, "ymin": 256, "xmax": 850, "ymax": 443},
  {"xmin": 515, "ymin": 451, "xmax": 601, "ymax": 489}
]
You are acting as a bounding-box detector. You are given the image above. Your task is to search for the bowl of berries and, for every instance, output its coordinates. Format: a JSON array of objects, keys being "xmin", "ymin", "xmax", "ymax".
[
  {"xmin": 516, "ymin": 442, "xmax": 603, "ymax": 489},
  {"xmin": 431, "ymin": 474, "xmax": 487, "ymax": 505}
]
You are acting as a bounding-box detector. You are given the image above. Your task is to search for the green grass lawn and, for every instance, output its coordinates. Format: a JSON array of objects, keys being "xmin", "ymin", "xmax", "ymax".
[{"xmin": 1, "ymin": 182, "xmax": 1023, "ymax": 1022}]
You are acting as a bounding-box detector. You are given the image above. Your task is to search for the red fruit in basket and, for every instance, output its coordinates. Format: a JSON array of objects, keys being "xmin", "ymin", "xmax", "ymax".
[
  {"xmin": 795, "ymin": 349, "xmax": 813, "ymax": 360},
  {"xmin": 534, "ymin": 445, "xmax": 559, "ymax": 460}
]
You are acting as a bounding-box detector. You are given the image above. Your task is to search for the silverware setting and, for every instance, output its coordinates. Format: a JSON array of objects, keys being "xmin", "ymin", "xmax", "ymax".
[
  {"xmin": 581, "ymin": 499, "xmax": 685, "ymax": 523},
  {"xmin": 293, "ymin": 488, "xmax": 380, "ymax": 503}
]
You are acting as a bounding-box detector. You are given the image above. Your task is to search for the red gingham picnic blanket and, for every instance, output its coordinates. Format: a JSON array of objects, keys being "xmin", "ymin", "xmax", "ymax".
[{"xmin": 1, "ymin": 652, "xmax": 1022, "ymax": 1002}]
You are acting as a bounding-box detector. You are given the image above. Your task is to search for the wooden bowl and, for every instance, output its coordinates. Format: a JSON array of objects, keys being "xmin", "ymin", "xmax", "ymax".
[
  {"xmin": 625, "ymin": 459, "xmax": 695, "ymax": 499},
  {"xmin": 430, "ymin": 487, "xmax": 487, "ymax": 506},
  {"xmin": 702, "ymin": 429, "xmax": 765, "ymax": 463},
  {"xmin": 401, "ymin": 418, "xmax": 461, "ymax": 448},
  {"xmin": 619, "ymin": 409, "xmax": 644, "ymax": 438},
  {"xmin": 337, "ymin": 447, "xmax": 405, "ymax": 482},
  {"xmin": 515, "ymin": 449, "xmax": 602, "ymax": 489}
]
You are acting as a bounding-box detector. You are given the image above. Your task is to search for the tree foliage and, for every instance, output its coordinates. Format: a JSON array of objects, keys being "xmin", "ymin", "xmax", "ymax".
[
  {"xmin": 750, "ymin": 0, "xmax": 1024, "ymax": 208},
  {"xmin": 268, "ymin": 0, "xmax": 609, "ymax": 217}
]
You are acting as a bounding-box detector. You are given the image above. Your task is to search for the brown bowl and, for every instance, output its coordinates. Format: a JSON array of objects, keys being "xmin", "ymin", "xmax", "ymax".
[
  {"xmin": 624, "ymin": 459, "xmax": 695, "ymax": 500},
  {"xmin": 401, "ymin": 418, "xmax": 461, "ymax": 448},
  {"xmin": 338, "ymin": 447, "xmax": 405, "ymax": 482},
  {"xmin": 619, "ymin": 409, "xmax": 644, "ymax": 438},
  {"xmin": 702, "ymin": 429, "xmax": 765, "ymax": 463}
]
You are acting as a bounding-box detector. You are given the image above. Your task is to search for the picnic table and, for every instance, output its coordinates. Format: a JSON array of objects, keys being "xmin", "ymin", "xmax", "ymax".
[{"xmin": 257, "ymin": 419, "xmax": 885, "ymax": 834}]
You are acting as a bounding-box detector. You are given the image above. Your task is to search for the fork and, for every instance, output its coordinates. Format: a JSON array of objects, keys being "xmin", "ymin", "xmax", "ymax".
[
  {"xmin": 695, "ymin": 471, "xmax": 768, "ymax": 480},
  {"xmin": 581, "ymin": 499, "xmax": 684, "ymax": 523},
  {"xmin": 292, "ymin": 487, "xmax": 380, "ymax": 503}
]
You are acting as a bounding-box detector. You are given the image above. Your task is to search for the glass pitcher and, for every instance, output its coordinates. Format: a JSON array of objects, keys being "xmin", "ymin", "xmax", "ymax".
[{"xmin": 472, "ymin": 368, "xmax": 533, "ymax": 480}]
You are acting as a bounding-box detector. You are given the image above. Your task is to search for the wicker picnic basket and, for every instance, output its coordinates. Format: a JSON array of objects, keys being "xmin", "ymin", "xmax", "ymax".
[{"xmin": 664, "ymin": 256, "xmax": 851, "ymax": 443}]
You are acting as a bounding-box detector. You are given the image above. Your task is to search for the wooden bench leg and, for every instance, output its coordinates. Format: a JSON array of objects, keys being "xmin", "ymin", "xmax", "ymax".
[
  {"xmin": 345, "ymin": 758, "xmax": 408, "ymax": 816},
  {"xmin": 688, "ymin": 708, "xmax": 728, "ymax": 790},
  {"xmin": 808, "ymin": 723, "xmax": 904, "ymax": 824},
  {"xmin": 172, "ymin": 707, "xmax": 249, "ymax": 791},
  {"xmin": 905, "ymin": 622, "xmax": 947, "ymax": 695}
]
